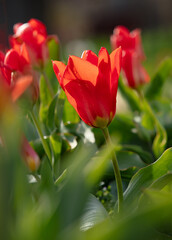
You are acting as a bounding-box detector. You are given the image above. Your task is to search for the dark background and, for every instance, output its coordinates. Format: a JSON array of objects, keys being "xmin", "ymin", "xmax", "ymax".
[{"xmin": 1, "ymin": 0, "xmax": 172, "ymax": 45}]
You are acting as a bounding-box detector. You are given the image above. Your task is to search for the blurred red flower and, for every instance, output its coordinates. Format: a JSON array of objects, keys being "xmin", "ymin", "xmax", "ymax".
[
  {"xmin": 22, "ymin": 136, "xmax": 40, "ymax": 172},
  {"xmin": 0, "ymin": 43, "xmax": 39, "ymax": 102},
  {"xmin": 9, "ymin": 18, "xmax": 58, "ymax": 68},
  {"xmin": 53, "ymin": 47, "xmax": 121, "ymax": 128},
  {"xmin": 111, "ymin": 26, "xmax": 150, "ymax": 88}
]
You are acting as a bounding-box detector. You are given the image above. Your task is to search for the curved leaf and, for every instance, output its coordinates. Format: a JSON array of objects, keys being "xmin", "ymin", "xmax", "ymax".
[
  {"xmin": 80, "ymin": 194, "xmax": 108, "ymax": 231},
  {"xmin": 123, "ymin": 147, "xmax": 172, "ymax": 208},
  {"xmin": 146, "ymin": 57, "xmax": 172, "ymax": 100}
]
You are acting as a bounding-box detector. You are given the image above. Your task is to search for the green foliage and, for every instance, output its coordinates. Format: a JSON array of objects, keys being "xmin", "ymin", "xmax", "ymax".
[
  {"xmin": 145, "ymin": 57, "xmax": 172, "ymax": 100},
  {"xmin": 1, "ymin": 27, "xmax": 172, "ymax": 240}
]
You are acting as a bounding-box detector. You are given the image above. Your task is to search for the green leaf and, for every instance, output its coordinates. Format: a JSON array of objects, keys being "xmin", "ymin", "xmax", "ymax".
[
  {"xmin": 48, "ymin": 37, "xmax": 59, "ymax": 61},
  {"xmin": 40, "ymin": 156, "xmax": 54, "ymax": 191},
  {"xmin": 54, "ymin": 90, "xmax": 66, "ymax": 130},
  {"xmin": 80, "ymin": 194, "xmax": 108, "ymax": 231},
  {"xmin": 149, "ymin": 173, "xmax": 172, "ymax": 190},
  {"xmin": 123, "ymin": 147, "xmax": 172, "ymax": 209},
  {"xmin": 116, "ymin": 144, "xmax": 153, "ymax": 164},
  {"xmin": 63, "ymin": 96, "xmax": 80, "ymax": 124},
  {"xmin": 116, "ymin": 151, "xmax": 146, "ymax": 170},
  {"xmin": 49, "ymin": 133, "xmax": 62, "ymax": 177},
  {"xmin": 141, "ymin": 97, "xmax": 167, "ymax": 158},
  {"xmin": 47, "ymin": 94, "xmax": 58, "ymax": 131},
  {"xmin": 84, "ymin": 143, "xmax": 115, "ymax": 186},
  {"xmin": 39, "ymin": 75, "xmax": 52, "ymax": 123},
  {"xmin": 152, "ymin": 119, "xmax": 167, "ymax": 158},
  {"xmin": 83, "ymin": 190, "xmax": 172, "ymax": 240},
  {"xmin": 118, "ymin": 77, "xmax": 142, "ymax": 112},
  {"xmin": 146, "ymin": 57, "xmax": 172, "ymax": 100}
]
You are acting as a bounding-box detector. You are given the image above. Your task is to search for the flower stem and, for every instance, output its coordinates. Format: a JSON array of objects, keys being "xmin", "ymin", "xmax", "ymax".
[
  {"xmin": 30, "ymin": 110, "xmax": 52, "ymax": 169},
  {"xmin": 101, "ymin": 127, "xmax": 123, "ymax": 213},
  {"xmin": 42, "ymin": 71, "xmax": 54, "ymax": 98}
]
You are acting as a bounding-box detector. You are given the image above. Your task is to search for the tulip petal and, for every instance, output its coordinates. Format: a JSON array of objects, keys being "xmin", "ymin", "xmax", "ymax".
[
  {"xmin": 63, "ymin": 56, "xmax": 98, "ymax": 86},
  {"xmin": 13, "ymin": 23, "xmax": 22, "ymax": 34},
  {"xmin": 110, "ymin": 47, "xmax": 122, "ymax": 80},
  {"xmin": 11, "ymin": 74, "xmax": 33, "ymax": 101},
  {"xmin": 64, "ymin": 79, "xmax": 99, "ymax": 126},
  {"xmin": 4, "ymin": 49, "xmax": 20, "ymax": 71},
  {"xmin": 81, "ymin": 50, "xmax": 98, "ymax": 65},
  {"xmin": 97, "ymin": 47, "xmax": 111, "ymax": 89},
  {"xmin": 52, "ymin": 60, "xmax": 66, "ymax": 90},
  {"xmin": 29, "ymin": 18, "xmax": 47, "ymax": 37}
]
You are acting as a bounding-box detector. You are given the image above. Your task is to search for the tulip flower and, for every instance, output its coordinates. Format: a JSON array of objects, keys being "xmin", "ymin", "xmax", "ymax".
[
  {"xmin": 111, "ymin": 26, "xmax": 150, "ymax": 88},
  {"xmin": 0, "ymin": 44, "xmax": 39, "ymax": 102},
  {"xmin": 22, "ymin": 136, "xmax": 40, "ymax": 172},
  {"xmin": 9, "ymin": 18, "xmax": 58, "ymax": 68},
  {"xmin": 53, "ymin": 47, "xmax": 121, "ymax": 128}
]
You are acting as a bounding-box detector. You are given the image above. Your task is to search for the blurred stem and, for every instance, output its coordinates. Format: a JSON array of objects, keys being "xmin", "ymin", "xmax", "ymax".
[
  {"xmin": 42, "ymin": 70, "xmax": 54, "ymax": 98},
  {"xmin": 30, "ymin": 110, "xmax": 52, "ymax": 169},
  {"xmin": 102, "ymin": 127, "xmax": 123, "ymax": 213}
]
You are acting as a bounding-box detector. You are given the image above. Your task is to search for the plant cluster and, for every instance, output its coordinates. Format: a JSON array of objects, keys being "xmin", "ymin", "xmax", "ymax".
[{"xmin": 0, "ymin": 19, "xmax": 172, "ymax": 240}]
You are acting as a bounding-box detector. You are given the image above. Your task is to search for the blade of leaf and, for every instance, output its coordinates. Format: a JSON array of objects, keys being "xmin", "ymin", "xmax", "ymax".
[
  {"xmin": 123, "ymin": 147, "xmax": 172, "ymax": 209},
  {"xmin": 145, "ymin": 57, "xmax": 172, "ymax": 100}
]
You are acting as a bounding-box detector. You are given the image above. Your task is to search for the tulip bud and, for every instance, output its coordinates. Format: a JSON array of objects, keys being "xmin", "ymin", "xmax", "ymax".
[{"xmin": 22, "ymin": 136, "xmax": 40, "ymax": 172}]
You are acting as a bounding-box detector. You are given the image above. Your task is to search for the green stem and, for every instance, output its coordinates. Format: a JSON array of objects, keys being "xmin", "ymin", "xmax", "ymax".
[
  {"xmin": 42, "ymin": 71, "xmax": 54, "ymax": 98},
  {"xmin": 102, "ymin": 127, "xmax": 123, "ymax": 213},
  {"xmin": 30, "ymin": 111, "xmax": 52, "ymax": 169}
]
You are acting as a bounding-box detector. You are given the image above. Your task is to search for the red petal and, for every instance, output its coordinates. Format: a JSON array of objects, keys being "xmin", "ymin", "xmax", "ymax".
[
  {"xmin": 64, "ymin": 80, "xmax": 98, "ymax": 126},
  {"xmin": 64, "ymin": 56, "xmax": 98, "ymax": 86},
  {"xmin": 98, "ymin": 47, "xmax": 110, "ymax": 79},
  {"xmin": 52, "ymin": 60, "xmax": 66, "ymax": 90},
  {"xmin": 81, "ymin": 50, "xmax": 98, "ymax": 65},
  {"xmin": 0, "ymin": 51, "xmax": 5, "ymax": 61},
  {"xmin": 122, "ymin": 51, "xmax": 136, "ymax": 88},
  {"xmin": 11, "ymin": 74, "xmax": 33, "ymax": 101},
  {"xmin": 131, "ymin": 29, "xmax": 145, "ymax": 60},
  {"xmin": 13, "ymin": 23, "xmax": 22, "ymax": 34},
  {"xmin": 22, "ymin": 136, "xmax": 40, "ymax": 171},
  {"xmin": 29, "ymin": 18, "xmax": 47, "ymax": 37},
  {"xmin": 110, "ymin": 47, "xmax": 122, "ymax": 80},
  {"xmin": 4, "ymin": 49, "xmax": 20, "ymax": 71}
]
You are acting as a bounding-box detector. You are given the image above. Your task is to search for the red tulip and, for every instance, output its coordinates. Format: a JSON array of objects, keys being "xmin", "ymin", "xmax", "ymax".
[
  {"xmin": 111, "ymin": 26, "xmax": 150, "ymax": 88},
  {"xmin": 9, "ymin": 18, "xmax": 58, "ymax": 68},
  {"xmin": 53, "ymin": 47, "xmax": 121, "ymax": 128},
  {"xmin": 22, "ymin": 136, "xmax": 40, "ymax": 172},
  {"xmin": 0, "ymin": 44, "xmax": 39, "ymax": 102}
]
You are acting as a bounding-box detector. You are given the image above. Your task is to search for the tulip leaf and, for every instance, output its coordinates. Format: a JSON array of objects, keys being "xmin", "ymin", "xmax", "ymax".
[
  {"xmin": 54, "ymin": 89, "xmax": 66, "ymax": 130},
  {"xmin": 49, "ymin": 133, "xmax": 62, "ymax": 177},
  {"xmin": 141, "ymin": 97, "xmax": 167, "ymax": 158},
  {"xmin": 40, "ymin": 156, "xmax": 54, "ymax": 191},
  {"xmin": 47, "ymin": 94, "xmax": 58, "ymax": 131},
  {"xmin": 116, "ymin": 151, "xmax": 146, "ymax": 170},
  {"xmin": 123, "ymin": 147, "xmax": 172, "ymax": 209},
  {"xmin": 63, "ymin": 96, "xmax": 80, "ymax": 124},
  {"xmin": 80, "ymin": 194, "xmax": 108, "ymax": 231},
  {"xmin": 84, "ymin": 143, "xmax": 116, "ymax": 186},
  {"xmin": 152, "ymin": 118, "xmax": 167, "ymax": 158},
  {"xmin": 147, "ymin": 173, "xmax": 172, "ymax": 191},
  {"xmin": 48, "ymin": 37, "xmax": 59, "ymax": 61},
  {"xmin": 118, "ymin": 77, "xmax": 142, "ymax": 112},
  {"xmin": 145, "ymin": 57, "xmax": 172, "ymax": 100},
  {"xmin": 116, "ymin": 144, "xmax": 153, "ymax": 164},
  {"xmin": 39, "ymin": 75, "xmax": 52, "ymax": 123}
]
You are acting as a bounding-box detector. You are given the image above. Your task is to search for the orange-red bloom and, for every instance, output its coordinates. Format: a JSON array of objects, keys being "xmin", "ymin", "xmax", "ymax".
[
  {"xmin": 9, "ymin": 18, "xmax": 58, "ymax": 68},
  {"xmin": 53, "ymin": 47, "xmax": 121, "ymax": 128},
  {"xmin": 0, "ymin": 43, "xmax": 39, "ymax": 102},
  {"xmin": 22, "ymin": 136, "xmax": 40, "ymax": 171},
  {"xmin": 111, "ymin": 26, "xmax": 150, "ymax": 88}
]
